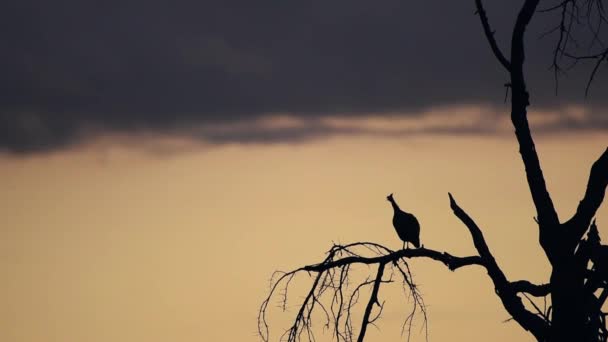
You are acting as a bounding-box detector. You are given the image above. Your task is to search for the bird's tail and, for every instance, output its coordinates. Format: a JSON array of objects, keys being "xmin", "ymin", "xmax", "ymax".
[{"xmin": 412, "ymin": 237, "xmax": 421, "ymax": 248}]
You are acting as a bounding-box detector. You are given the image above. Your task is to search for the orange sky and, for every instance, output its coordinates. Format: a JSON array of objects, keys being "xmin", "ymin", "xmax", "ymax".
[{"xmin": 1, "ymin": 125, "xmax": 606, "ymax": 341}]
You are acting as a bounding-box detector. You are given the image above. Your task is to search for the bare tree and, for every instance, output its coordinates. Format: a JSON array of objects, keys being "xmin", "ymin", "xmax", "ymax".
[{"xmin": 259, "ymin": 1, "xmax": 608, "ymax": 341}]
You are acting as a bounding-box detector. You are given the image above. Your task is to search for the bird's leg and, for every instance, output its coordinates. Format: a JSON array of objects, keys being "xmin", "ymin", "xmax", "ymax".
[{"xmin": 402, "ymin": 241, "xmax": 405, "ymax": 250}]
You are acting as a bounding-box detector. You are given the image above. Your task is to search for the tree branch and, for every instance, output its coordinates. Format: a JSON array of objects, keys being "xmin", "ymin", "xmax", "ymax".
[
  {"xmin": 510, "ymin": 280, "xmax": 551, "ymax": 297},
  {"xmin": 566, "ymin": 148, "xmax": 608, "ymax": 242},
  {"xmin": 357, "ymin": 262, "xmax": 385, "ymax": 342},
  {"xmin": 474, "ymin": 0, "xmax": 511, "ymax": 71},
  {"xmin": 285, "ymin": 270, "xmax": 324, "ymax": 342},
  {"xmin": 509, "ymin": 0, "xmax": 561, "ymax": 260},
  {"xmin": 449, "ymin": 192, "xmax": 497, "ymax": 262},
  {"xmin": 584, "ymin": 48, "xmax": 608, "ymax": 96},
  {"xmin": 448, "ymin": 192, "xmax": 549, "ymax": 340},
  {"xmin": 544, "ymin": 0, "xmax": 608, "ymax": 96},
  {"xmin": 302, "ymin": 247, "xmax": 483, "ymax": 273}
]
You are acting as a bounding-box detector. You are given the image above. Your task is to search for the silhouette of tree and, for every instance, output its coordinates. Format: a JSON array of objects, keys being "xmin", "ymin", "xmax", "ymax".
[{"xmin": 259, "ymin": 1, "xmax": 608, "ymax": 341}]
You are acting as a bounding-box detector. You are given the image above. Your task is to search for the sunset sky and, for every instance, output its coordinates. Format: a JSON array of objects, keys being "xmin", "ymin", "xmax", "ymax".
[{"xmin": 2, "ymin": 1, "xmax": 607, "ymax": 342}]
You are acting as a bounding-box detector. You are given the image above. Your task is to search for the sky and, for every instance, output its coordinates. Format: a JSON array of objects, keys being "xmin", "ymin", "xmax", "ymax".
[{"xmin": 1, "ymin": 1, "xmax": 608, "ymax": 342}]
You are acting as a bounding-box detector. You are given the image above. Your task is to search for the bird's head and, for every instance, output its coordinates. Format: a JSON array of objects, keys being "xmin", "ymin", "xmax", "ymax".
[{"xmin": 386, "ymin": 193, "xmax": 394, "ymax": 202}]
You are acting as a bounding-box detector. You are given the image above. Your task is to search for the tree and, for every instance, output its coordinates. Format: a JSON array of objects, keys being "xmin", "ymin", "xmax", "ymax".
[{"xmin": 259, "ymin": 1, "xmax": 608, "ymax": 341}]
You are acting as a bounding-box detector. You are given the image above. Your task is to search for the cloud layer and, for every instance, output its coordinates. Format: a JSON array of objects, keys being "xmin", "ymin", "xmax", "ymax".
[{"xmin": 1, "ymin": 0, "xmax": 606, "ymax": 153}]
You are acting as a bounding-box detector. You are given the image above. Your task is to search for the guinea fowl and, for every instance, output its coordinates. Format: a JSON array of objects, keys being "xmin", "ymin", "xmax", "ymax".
[{"xmin": 387, "ymin": 193, "xmax": 420, "ymax": 249}]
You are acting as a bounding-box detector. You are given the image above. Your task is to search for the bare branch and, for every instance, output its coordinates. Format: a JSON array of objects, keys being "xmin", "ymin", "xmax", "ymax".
[
  {"xmin": 542, "ymin": 0, "xmax": 608, "ymax": 95},
  {"xmin": 303, "ymin": 247, "xmax": 483, "ymax": 273},
  {"xmin": 538, "ymin": 0, "xmax": 571, "ymax": 13},
  {"xmin": 512, "ymin": 0, "xmax": 543, "ymax": 87},
  {"xmin": 510, "ymin": 280, "xmax": 551, "ymax": 297},
  {"xmin": 346, "ymin": 277, "xmax": 374, "ymax": 340},
  {"xmin": 394, "ymin": 259, "xmax": 429, "ymax": 340},
  {"xmin": 284, "ymin": 271, "xmax": 324, "ymax": 342},
  {"xmin": 448, "ymin": 193, "xmax": 497, "ymax": 262},
  {"xmin": 448, "ymin": 192, "xmax": 549, "ymax": 340},
  {"xmin": 331, "ymin": 266, "xmax": 348, "ymax": 341},
  {"xmin": 357, "ymin": 262, "xmax": 386, "ymax": 342},
  {"xmin": 259, "ymin": 270, "xmax": 301, "ymax": 341},
  {"xmin": 584, "ymin": 48, "xmax": 608, "ymax": 96},
  {"xmin": 566, "ymin": 148, "xmax": 608, "ymax": 242},
  {"xmin": 550, "ymin": 0, "xmax": 570, "ymax": 93},
  {"xmin": 474, "ymin": 0, "xmax": 512, "ymax": 71},
  {"xmin": 510, "ymin": 0, "xmax": 561, "ymax": 260}
]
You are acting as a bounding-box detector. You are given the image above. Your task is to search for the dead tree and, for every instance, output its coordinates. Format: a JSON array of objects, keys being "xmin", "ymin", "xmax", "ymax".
[{"xmin": 260, "ymin": 1, "xmax": 608, "ymax": 341}]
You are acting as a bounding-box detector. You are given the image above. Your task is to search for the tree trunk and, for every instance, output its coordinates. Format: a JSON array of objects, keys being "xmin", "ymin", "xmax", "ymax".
[{"xmin": 550, "ymin": 261, "xmax": 588, "ymax": 342}]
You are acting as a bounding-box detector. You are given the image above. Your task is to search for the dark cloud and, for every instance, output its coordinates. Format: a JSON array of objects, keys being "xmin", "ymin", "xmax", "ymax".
[{"xmin": 1, "ymin": 0, "xmax": 606, "ymax": 153}]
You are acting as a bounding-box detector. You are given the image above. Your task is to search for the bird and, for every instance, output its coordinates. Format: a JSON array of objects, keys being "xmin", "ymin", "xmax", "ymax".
[{"xmin": 387, "ymin": 193, "xmax": 420, "ymax": 249}]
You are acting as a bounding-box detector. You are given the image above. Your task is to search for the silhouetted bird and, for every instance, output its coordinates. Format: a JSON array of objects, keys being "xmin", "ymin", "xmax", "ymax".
[{"xmin": 387, "ymin": 193, "xmax": 420, "ymax": 249}]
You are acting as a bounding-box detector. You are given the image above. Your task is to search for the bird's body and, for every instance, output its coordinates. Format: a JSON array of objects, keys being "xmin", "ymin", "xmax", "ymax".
[{"xmin": 387, "ymin": 194, "xmax": 420, "ymax": 249}]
